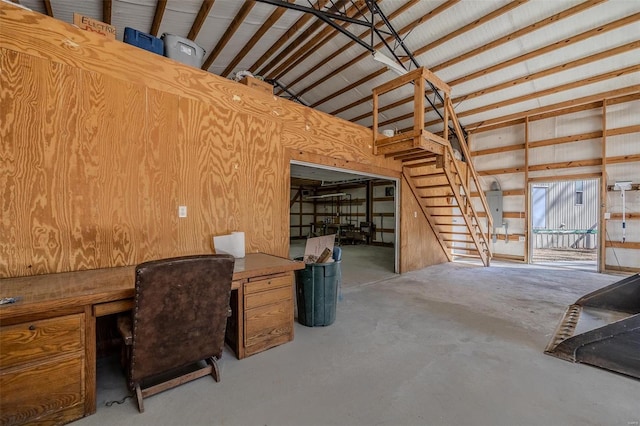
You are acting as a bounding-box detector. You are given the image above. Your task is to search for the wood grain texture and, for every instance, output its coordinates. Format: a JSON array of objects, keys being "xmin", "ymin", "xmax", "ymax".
[
  {"xmin": 0, "ymin": 312, "xmax": 86, "ymax": 425},
  {"xmin": 0, "ymin": 314, "xmax": 83, "ymax": 368},
  {"xmin": 242, "ymin": 274, "xmax": 293, "ymax": 356},
  {"xmin": 0, "ymin": 354, "xmax": 84, "ymax": 425},
  {"xmin": 400, "ymin": 178, "xmax": 449, "ymax": 272},
  {"xmin": 0, "ymin": 3, "xmax": 439, "ymax": 278}
]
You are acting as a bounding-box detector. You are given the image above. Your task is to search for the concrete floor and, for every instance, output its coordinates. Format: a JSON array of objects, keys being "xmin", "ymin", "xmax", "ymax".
[{"xmin": 75, "ymin": 244, "xmax": 639, "ymax": 426}]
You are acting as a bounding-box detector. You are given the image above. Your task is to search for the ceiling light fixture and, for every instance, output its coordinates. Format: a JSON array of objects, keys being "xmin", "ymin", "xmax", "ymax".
[{"xmin": 372, "ymin": 50, "xmax": 407, "ymax": 76}]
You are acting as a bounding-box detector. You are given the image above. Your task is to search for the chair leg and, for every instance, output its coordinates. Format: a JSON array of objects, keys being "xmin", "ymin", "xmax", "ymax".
[
  {"xmin": 207, "ymin": 357, "xmax": 220, "ymax": 382},
  {"xmin": 135, "ymin": 384, "xmax": 144, "ymax": 413}
]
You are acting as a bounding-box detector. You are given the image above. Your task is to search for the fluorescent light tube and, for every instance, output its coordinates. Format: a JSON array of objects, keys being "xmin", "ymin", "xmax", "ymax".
[{"xmin": 372, "ymin": 50, "xmax": 407, "ymax": 76}]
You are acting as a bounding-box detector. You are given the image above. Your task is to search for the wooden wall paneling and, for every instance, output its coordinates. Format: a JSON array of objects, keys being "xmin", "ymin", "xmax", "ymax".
[
  {"xmin": 76, "ymin": 70, "xmax": 106, "ymax": 272},
  {"xmin": 91, "ymin": 74, "xmax": 147, "ymax": 268},
  {"xmin": 243, "ymin": 115, "xmax": 287, "ymax": 257},
  {"xmin": 2, "ymin": 51, "xmax": 86, "ymax": 276},
  {"xmin": 400, "ymin": 177, "xmax": 449, "ymax": 272},
  {"xmin": 139, "ymin": 87, "xmax": 180, "ymax": 261},
  {"xmin": 46, "ymin": 58, "xmax": 86, "ymax": 274},
  {"xmin": 18, "ymin": 52, "xmax": 58, "ymax": 276},
  {"xmin": 177, "ymin": 97, "xmax": 244, "ymax": 255},
  {"xmin": 2, "ymin": 4, "xmax": 450, "ymax": 278},
  {"xmin": 0, "ymin": 49, "xmax": 38, "ymax": 276}
]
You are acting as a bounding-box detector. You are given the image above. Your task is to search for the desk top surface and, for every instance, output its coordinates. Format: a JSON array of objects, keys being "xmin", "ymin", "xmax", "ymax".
[{"xmin": 0, "ymin": 253, "xmax": 303, "ymax": 320}]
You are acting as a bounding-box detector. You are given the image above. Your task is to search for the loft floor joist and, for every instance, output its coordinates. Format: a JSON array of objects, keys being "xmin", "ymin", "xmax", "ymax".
[{"xmin": 373, "ymin": 67, "xmax": 493, "ymax": 266}]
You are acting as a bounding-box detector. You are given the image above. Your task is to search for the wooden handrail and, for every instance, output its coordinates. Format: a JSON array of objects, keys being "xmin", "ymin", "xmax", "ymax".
[
  {"xmin": 445, "ymin": 97, "xmax": 493, "ymax": 234},
  {"xmin": 443, "ymin": 144, "xmax": 493, "ymax": 262}
]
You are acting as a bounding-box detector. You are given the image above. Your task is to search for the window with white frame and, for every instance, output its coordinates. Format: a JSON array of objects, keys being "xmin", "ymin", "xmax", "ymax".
[{"xmin": 575, "ymin": 181, "xmax": 584, "ymax": 205}]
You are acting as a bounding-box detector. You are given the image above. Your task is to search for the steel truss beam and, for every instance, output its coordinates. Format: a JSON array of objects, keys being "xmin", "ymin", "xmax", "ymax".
[
  {"xmin": 267, "ymin": 79, "xmax": 308, "ymax": 106},
  {"xmin": 254, "ymin": 0, "xmax": 466, "ymax": 136}
]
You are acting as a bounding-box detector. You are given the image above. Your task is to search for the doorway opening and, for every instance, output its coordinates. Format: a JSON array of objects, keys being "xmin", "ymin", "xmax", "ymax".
[
  {"xmin": 530, "ymin": 178, "xmax": 599, "ymax": 271},
  {"xmin": 289, "ymin": 161, "xmax": 398, "ymax": 286}
]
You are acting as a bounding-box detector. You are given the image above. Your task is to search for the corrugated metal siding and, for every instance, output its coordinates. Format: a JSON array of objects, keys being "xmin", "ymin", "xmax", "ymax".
[
  {"xmin": 542, "ymin": 179, "xmax": 599, "ymax": 230},
  {"xmin": 532, "ymin": 179, "xmax": 599, "ymax": 249}
]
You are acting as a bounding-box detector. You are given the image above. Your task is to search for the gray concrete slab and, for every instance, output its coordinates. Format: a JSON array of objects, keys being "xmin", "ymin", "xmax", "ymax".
[{"xmin": 75, "ymin": 248, "xmax": 639, "ymax": 426}]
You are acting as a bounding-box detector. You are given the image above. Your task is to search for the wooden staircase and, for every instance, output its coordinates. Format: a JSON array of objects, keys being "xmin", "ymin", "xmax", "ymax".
[{"xmin": 372, "ymin": 67, "xmax": 493, "ymax": 266}]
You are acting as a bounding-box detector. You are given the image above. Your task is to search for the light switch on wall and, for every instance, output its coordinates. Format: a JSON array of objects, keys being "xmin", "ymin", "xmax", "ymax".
[{"xmin": 178, "ymin": 206, "xmax": 187, "ymax": 218}]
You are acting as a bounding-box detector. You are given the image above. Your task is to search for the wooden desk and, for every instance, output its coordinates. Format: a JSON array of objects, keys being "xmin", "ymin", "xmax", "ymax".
[{"xmin": 0, "ymin": 253, "xmax": 303, "ymax": 425}]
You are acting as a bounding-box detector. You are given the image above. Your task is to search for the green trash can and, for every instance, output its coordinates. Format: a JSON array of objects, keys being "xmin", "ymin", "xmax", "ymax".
[{"xmin": 295, "ymin": 261, "xmax": 340, "ymax": 327}]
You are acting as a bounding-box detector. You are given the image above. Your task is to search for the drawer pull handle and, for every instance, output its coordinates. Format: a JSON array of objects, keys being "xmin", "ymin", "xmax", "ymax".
[{"xmin": 29, "ymin": 325, "xmax": 36, "ymax": 331}]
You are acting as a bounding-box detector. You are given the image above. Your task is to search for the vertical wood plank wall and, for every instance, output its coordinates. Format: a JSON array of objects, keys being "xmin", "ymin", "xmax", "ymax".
[{"xmin": 0, "ymin": 4, "xmax": 445, "ymax": 278}]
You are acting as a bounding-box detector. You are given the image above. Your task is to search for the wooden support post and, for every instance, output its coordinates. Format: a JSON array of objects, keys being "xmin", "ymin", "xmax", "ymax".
[
  {"xmin": 524, "ymin": 116, "xmax": 529, "ymax": 264},
  {"xmin": 415, "ymin": 73, "xmax": 425, "ymax": 134},
  {"xmin": 372, "ymin": 90, "xmax": 379, "ymax": 154},
  {"xmin": 600, "ymin": 99, "xmax": 607, "ymax": 272},
  {"xmin": 443, "ymin": 93, "xmax": 449, "ymax": 142}
]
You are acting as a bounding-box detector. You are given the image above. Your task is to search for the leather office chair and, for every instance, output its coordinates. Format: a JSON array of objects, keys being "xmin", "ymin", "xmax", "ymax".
[{"xmin": 118, "ymin": 254, "xmax": 235, "ymax": 412}]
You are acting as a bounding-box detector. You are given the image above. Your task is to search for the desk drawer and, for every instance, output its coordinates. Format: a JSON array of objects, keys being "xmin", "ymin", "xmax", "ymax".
[
  {"xmin": 244, "ymin": 286, "xmax": 291, "ymax": 310},
  {"xmin": 0, "ymin": 314, "xmax": 84, "ymax": 369},
  {"xmin": 244, "ymin": 275, "xmax": 290, "ymax": 295},
  {"xmin": 0, "ymin": 355, "xmax": 85, "ymax": 425},
  {"xmin": 244, "ymin": 301, "xmax": 293, "ymax": 356}
]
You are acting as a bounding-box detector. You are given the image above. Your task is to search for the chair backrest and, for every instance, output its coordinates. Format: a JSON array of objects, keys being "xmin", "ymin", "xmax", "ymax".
[{"xmin": 130, "ymin": 254, "xmax": 235, "ymax": 386}]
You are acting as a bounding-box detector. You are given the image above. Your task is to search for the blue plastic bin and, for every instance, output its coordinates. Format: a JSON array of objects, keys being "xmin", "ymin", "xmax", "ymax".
[{"xmin": 124, "ymin": 27, "xmax": 164, "ymax": 56}]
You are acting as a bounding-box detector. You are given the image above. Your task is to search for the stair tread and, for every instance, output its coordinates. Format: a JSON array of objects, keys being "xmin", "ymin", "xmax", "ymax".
[
  {"xmin": 448, "ymin": 246, "xmax": 481, "ymax": 252},
  {"xmin": 421, "ymin": 195, "xmax": 453, "ymax": 199},
  {"xmin": 452, "ymin": 253, "xmax": 482, "ymax": 259},
  {"xmin": 384, "ymin": 149, "xmax": 423, "ymax": 159},
  {"xmin": 404, "ymin": 162, "xmax": 439, "ymax": 169},
  {"xmin": 411, "ymin": 172, "xmax": 446, "ymax": 178},
  {"xmin": 416, "ymin": 184, "xmax": 451, "ymax": 189},
  {"xmin": 398, "ymin": 153, "xmax": 437, "ymax": 161}
]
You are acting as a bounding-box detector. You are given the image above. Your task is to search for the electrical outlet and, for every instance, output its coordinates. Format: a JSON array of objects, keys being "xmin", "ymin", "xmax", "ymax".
[
  {"xmin": 604, "ymin": 212, "xmax": 611, "ymax": 220},
  {"xmin": 518, "ymin": 236, "xmax": 526, "ymax": 242},
  {"xmin": 178, "ymin": 206, "xmax": 187, "ymax": 218}
]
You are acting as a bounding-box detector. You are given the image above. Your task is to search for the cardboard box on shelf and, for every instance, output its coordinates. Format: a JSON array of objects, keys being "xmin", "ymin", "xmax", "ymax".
[
  {"xmin": 239, "ymin": 76, "xmax": 273, "ymax": 95},
  {"xmin": 73, "ymin": 13, "xmax": 116, "ymax": 39}
]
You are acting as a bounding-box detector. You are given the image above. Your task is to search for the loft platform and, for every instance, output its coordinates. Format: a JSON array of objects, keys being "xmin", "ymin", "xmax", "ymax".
[{"xmin": 372, "ymin": 67, "xmax": 493, "ymax": 266}]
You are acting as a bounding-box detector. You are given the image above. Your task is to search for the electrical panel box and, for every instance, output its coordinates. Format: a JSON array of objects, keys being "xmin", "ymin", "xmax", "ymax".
[{"xmin": 485, "ymin": 190, "xmax": 503, "ymax": 227}]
